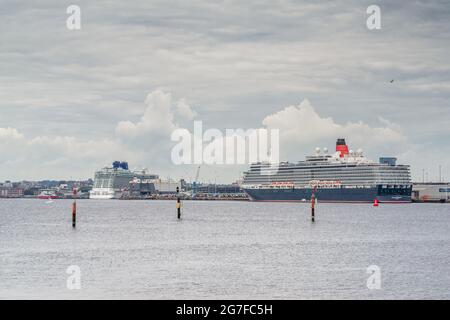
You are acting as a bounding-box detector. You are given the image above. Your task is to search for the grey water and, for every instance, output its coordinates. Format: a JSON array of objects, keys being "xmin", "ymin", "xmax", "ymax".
[{"xmin": 0, "ymin": 199, "xmax": 449, "ymax": 299}]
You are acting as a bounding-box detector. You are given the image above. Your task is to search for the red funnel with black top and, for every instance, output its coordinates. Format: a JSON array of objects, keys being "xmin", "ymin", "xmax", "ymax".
[{"xmin": 336, "ymin": 138, "xmax": 349, "ymax": 157}]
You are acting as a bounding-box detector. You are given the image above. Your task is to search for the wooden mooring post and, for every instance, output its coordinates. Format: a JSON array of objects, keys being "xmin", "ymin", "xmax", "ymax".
[
  {"xmin": 176, "ymin": 186, "xmax": 181, "ymax": 219},
  {"xmin": 72, "ymin": 188, "xmax": 77, "ymax": 228},
  {"xmin": 311, "ymin": 186, "xmax": 317, "ymax": 223}
]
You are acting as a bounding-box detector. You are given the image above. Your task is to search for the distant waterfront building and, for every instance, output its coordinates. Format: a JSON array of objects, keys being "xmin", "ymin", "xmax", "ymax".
[
  {"xmin": 412, "ymin": 183, "xmax": 450, "ymax": 202},
  {"xmin": 194, "ymin": 183, "xmax": 243, "ymax": 195},
  {"xmin": 128, "ymin": 178, "xmax": 181, "ymax": 197},
  {"xmin": 0, "ymin": 180, "xmax": 93, "ymax": 199},
  {"xmin": 0, "ymin": 186, "xmax": 24, "ymax": 198}
]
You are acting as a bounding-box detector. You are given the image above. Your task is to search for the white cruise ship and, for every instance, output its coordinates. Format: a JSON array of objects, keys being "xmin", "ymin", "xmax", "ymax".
[{"xmin": 90, "ymin": 161, "xmax": 158, "ymax": 199}]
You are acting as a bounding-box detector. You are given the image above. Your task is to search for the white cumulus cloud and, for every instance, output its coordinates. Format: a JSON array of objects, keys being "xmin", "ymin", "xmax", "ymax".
[
  {"xmin": 0, "ymin": 92, "xmax": 433, "ymax": 182},
  {"xmin": 262, "ymin": 99, "xmax": 409, "ymax": 161},
  {"xmin": 115, "ymin": 89, "xmax": 197, "ymax": 140}
]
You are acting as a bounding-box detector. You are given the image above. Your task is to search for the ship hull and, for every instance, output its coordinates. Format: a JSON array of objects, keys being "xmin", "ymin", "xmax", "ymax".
[
  {"xmin": 89, "ymin": 188, "xmax": 115, "ymax": 199},
  {"xmin": 38, "ymin": 195, "xmax": 58, "ymax": 200},
  {"xmin": 243, "ymin": 186, "xmax": 411, "ymax": 203},
  {"xmin": 89, "ymin": 194, "xmax": 115, "ymax": 199}
]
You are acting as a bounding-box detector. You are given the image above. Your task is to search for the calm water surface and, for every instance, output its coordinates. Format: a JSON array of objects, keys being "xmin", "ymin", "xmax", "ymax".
[{"xmin": 0, "ymin": 199, "xmax": 449, "ymax": 299}]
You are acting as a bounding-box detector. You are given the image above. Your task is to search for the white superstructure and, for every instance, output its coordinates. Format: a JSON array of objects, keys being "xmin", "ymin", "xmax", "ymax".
[{"xmin": 90, "ymin": 161, "xmax": 158, "ymax": 199}]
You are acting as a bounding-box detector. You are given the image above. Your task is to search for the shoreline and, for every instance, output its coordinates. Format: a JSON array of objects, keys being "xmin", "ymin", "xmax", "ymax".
[{"xmin": 1, "ymin": 197, "xmax": 449, "ymax": 203}]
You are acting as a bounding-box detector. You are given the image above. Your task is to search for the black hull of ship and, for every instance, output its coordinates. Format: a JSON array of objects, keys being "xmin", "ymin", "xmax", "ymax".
[{"xmin": 243, "ymin": 186, "xmax": 411, "ymax": 203}]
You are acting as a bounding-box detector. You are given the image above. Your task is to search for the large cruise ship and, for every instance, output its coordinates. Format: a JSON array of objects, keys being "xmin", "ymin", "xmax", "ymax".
[
  {"xmin": 241, "ymin": 138, "xmax": 412, "ymax": 203},
  {"xmin": 90, "ymin": 161, "xmax": 158, "ymax": 199}
]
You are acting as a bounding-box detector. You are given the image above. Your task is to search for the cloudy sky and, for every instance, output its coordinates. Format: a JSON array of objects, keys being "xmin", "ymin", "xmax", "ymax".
[{"xmin": 1, "ymin": 0, "xmax": 449, "ymax": 183}]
